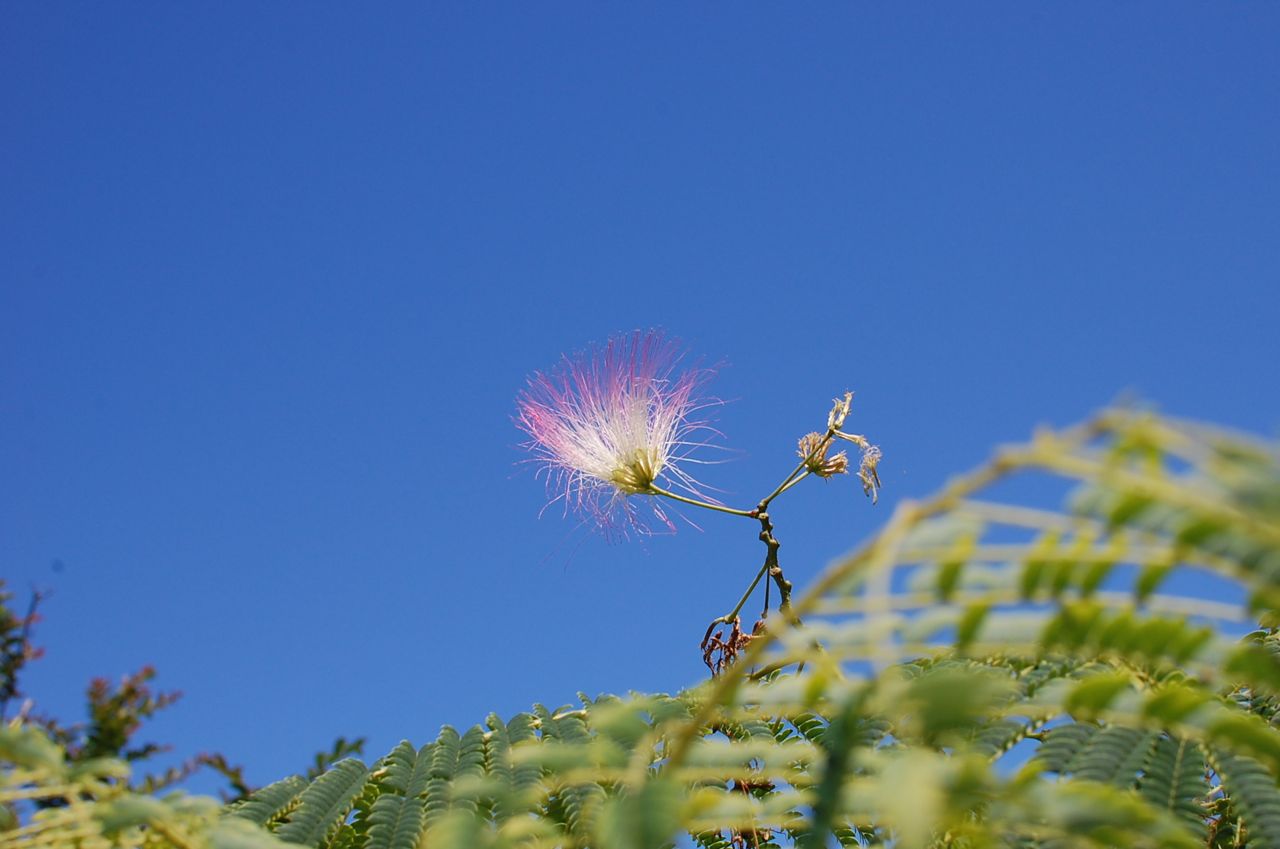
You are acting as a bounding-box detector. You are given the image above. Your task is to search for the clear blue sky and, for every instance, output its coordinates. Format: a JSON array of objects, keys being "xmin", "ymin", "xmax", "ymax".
[{"xmin": 3, "ymin": 5, "xmax": 1278, "ymax": 792}]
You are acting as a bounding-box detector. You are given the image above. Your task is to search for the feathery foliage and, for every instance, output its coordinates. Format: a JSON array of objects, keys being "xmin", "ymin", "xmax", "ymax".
[
  {"xmin": 0, "ymin": 723, "xmax": 290, "ymax": 849},
  {"xmin": 4, "ymin": 408, "xmax": 1279, "ymax": 847}
]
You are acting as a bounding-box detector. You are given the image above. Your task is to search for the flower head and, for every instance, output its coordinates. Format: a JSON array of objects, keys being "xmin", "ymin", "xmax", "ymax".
[
  {"xmin": 515, "ymin": 330, "xmax": 719, "ymax": 539},
  {"xmin": 797, "ymin": 432, "xmax": 849, "ymax": 478}
]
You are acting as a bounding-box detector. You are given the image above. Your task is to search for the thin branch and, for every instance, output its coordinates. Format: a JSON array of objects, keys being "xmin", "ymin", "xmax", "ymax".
[
  {"xmin": 666, "ymin": 416, "xmax": 1104, "ymax": 765},
  {"xmin": 702, "ymin": 562, "xmax": 771, "ymax": 635},
  {"xmin": 757, "ymin": 429, "xmax": 836, "ymax": 512},
  {"xmin": 646, "ymin": 485, "xmax": 755, "ymax": 518}
]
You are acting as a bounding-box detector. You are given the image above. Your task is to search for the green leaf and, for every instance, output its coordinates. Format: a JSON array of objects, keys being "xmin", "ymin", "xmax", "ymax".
[
  {"xmin": 1035, "ymin": 722, "xmax": 1100, "ymax": 774},
  {"xmin": 275, "ymin": 759, "xmax": 370, "ymax": 847},
  {"xmin": 366, "ymin": 793, "xmax": 425, "ymax": 849},
  {"xmin": 211, "ymin": 817, "xmax": 297, "ymax": 849},
  {"xmin": 0, "ymin": 725, "xmax": 65, "ymax": 774},
  {"xmin": 1212, "ymin": 751, "xmax": 1280, "ymax": 847},
  {"xmin": 230, "ymin": 775, "xmax": 308, "ymax": 826},
  {"xmin": 598, "ymin": 778, "xmax": 682, "ymax": 849},
  {"xmin": 1136, "ymin": 736, "xmax": 1208, "ymax": 835},
  {"xmin": 363, "ymin": 742, "xmax": 432, "ymax": 849},
  {"xmin": 1065, "ymin": 673, "xmax": 1132, "ymax": 718},
  {"xmin": 1069, "ymin": 726, "xmax": 1158, "ymax": 787}
]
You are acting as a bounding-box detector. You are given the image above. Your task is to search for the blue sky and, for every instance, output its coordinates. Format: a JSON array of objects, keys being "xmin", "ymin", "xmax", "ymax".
[{"xmin": 3, "ymin": 5, "xmax": 1278, "ymax": 792}]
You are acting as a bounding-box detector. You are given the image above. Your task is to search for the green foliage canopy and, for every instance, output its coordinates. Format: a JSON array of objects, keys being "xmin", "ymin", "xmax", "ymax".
[{"xmin": 5, "ymin": 409, "xmax": 1280, "ymax": 848}]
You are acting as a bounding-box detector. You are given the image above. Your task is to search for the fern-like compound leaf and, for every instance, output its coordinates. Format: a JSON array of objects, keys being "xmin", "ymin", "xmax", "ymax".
[
  {"xmin": 1210, "ymin": 750, "xmax": 1280, "ymax": 848},
  {"xmin": 205, "ymin": 411, "xmax": 1280, "ymax": 849},
  {"xmin": 358, "ymin": 742, "xmax": 432, "ymax": 849},
  {"xmin": 423, "ymin": 726, "xmax": 460, "ymax": 825},
  {"xmin": 1035, "ymin": 722, "xmax": 1098, "ymax": 775},
  {"xmin": 364, "ymin": 794, "xmax": 424, "ymax": 849},
  {"xmin": 1070, "ymin": 726, "xmax": 1159, "ymax": 787},
  {"xmin": 274, "ymin": 758, "xmax": 369, "ymax": 848},
  {"xmin": 1136, "ymin": 736, "xmax": 1208, "ymax": 836},
  {"xmin": 230, "ymin": 774, "xmax": 308, "ymax": 826}
]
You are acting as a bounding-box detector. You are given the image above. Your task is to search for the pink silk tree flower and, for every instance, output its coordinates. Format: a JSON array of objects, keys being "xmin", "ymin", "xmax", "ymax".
[{"xmin": 515, "ymin": 330, "xmax": 721, "ymax": 539}]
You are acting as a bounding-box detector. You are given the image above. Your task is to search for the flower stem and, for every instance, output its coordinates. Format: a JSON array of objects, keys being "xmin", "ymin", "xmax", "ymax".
[
  {"xmin": 756, "ymin": 428, "xmax": 834, "ymax": 511},
  {"xmin": 709, "ymin": 561, "xmax": 771, "ymax": 627},
  {"xmin": 647, "ymin": 485, "xmax": 755, "ymax": 518},
  {"xmin": 757, "ymin": 459, "xmax": 810, "ymax": 510},
  {"xmin": 772, "ymin": 469, "xmax": 811, "ymax": 499}
]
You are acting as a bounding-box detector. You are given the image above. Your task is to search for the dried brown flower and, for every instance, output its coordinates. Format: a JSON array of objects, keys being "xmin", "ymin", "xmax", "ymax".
[
  {"xmin": 859, "ymin": 445, "xmax": 883, "ymax": 503},
  {"xmin": 797, "ymin": 432, "xmax": 849, "ymax": 478}
]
